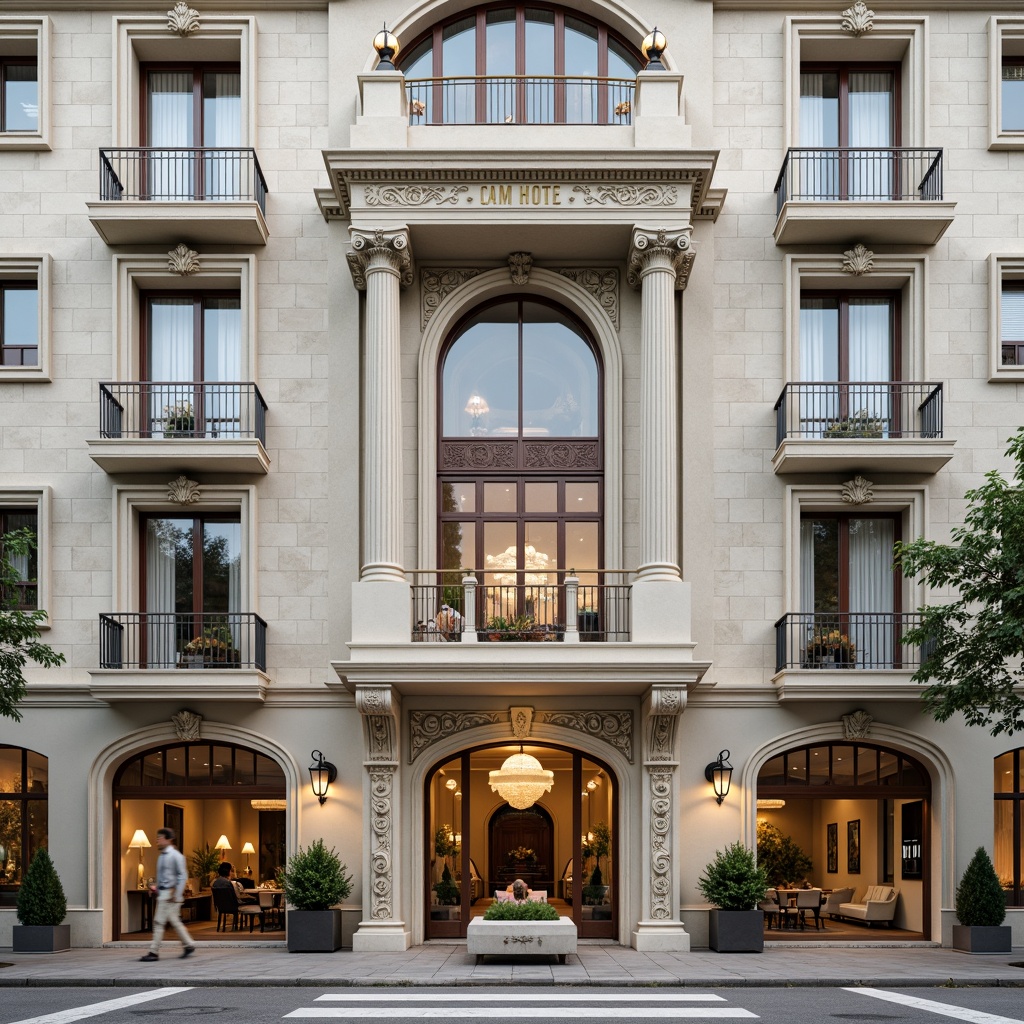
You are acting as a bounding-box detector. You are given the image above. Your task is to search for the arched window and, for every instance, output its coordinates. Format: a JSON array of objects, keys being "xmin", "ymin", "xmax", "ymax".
[
  {"xmin": 995, "ymin": 748, "xmax": 1023, "ymax": 906},
  {"xmin": 0, "ymin": 745, "xmax": 48, "ymax": 904},
  {"xmin": 401, "ymin": 4, "xmax": 642, "ymax": 125},
  {"xmin": 438, "ymin": 297, "xmax": 605, "ymax": 637}
]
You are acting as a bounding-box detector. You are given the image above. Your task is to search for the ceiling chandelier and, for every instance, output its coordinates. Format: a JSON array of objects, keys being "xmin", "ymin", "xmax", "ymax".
[
  {"xmin": 488, "ymin": 745, "xmax": 554, "ymax": 809},
  {"xmin": 250, "ymin": 799, "xmax": 287, "ymax": 811}
]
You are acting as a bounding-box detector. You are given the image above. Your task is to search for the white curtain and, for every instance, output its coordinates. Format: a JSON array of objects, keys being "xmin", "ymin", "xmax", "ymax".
[
  {"xmin": 848, "ymin": 72, "xmax": 893, "ymax": 199},
  {"xmin": 145, "ymin": 519, "xmax": 178, "ymax": 668},
  {"xmin": 1002, "ymin": 287, "xmax": 1024, "ymax": 358},
  {"xmin": 203, "ymin": 72, "xmax": 242, "ymax": 198},
  {"xmin": 848, "ymin": 299, "xmax": 893, "ymax": 432},
  {"xmin": 148, "ymin": 300, "xmax": 194, "ymax": 437},
  {"xmin": 799, "ymin": 299, "xmax": 838, "ymax": 436},
  {"xmin": 147, "ymin": 72, "xmax": 193, "ymax": 199},
  {"xmin": 203, "ymin": 301, "xmax": 242, "ymax": 436},
  {"xmin": 849, "ymin": 518, "xmax": 895, "ymax": 667},
  {"xmin": 799, "ymin": 520, "xmax": 816, "ymax": 615},
  {"xmin": 799, "ymin": 73, "xmax": 837, "ymax": 198}
]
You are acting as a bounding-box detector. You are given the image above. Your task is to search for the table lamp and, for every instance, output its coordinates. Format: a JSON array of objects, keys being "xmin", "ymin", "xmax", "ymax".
[
  {"xmin": 215, "ymin": 834, "xmax": 232, "ymax": 861},
  {"xmin": 241, "ymin": 841, "xmax": 255, "ymax": 877},
  {"xmin": 128, "ymin": 829, "xmax": 151, "ymax": 889}
]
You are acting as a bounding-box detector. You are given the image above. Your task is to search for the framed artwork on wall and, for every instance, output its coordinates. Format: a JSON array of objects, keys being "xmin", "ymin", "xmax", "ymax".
[
  {"xmin": 847, "ymin": 818, "xmax": 861, "ymax": 874},
  {"xmin": 901, "ymin": 800, "xmax": 923, "ymax": 879},
  {"xmin": 826, "ymin": 822, "xmax": 838, "ymax": 873},
  {"xmin": 164, "ymin": 803, "xmax": 184, "ymax": 856}
]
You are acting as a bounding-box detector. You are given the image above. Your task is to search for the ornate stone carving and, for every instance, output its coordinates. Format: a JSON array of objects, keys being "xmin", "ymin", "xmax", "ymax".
[
  {"xmin": 842, "ymin": 709, "xmax": 874, "ymax": 739},
  {"xmin": 368, "ymin": 767, "xmax": 395, "ymax": 919},
  {"xmin": 572, "ymin": 184, "xmax": 678, "ymax": 207},
  {"xmin": 440, "ymin": 441, "xmax": 517, "ymax": 470},
  {"xmin": 510, "ymin": 706, "xmax": 533, "ymax": 740},
  {"xmin": 523, "ymin": 442, "xmax": 600, "ymax": 470},
  {"xmin": 626, "ymin": 226, "xmax": 694, "ymax": 291},
  {"xmin": 508, "ymin": 252, "xmax": 533, "ymax": 286},
  {"xmin": 556, "ymin": 269, "xmax": 619, "ymax": 329},
  {"xmin": 356, "ymin": 685, "xmax": 401, "ymax": 763},
  {"xmin": 421, "ymin": 268, "xmax": 481, "ymax": 327},
  {"xmin": 841, "ymin": 475, "xmax": 875, "ymax": 505},
  {"xmin": 408, "ymin": 711, "xmax": 503, "ymax": 762},
  {"xmin": 171, "ymin": 709, "xmax": 201, "ymax": 740},
  {"xmin": 842, "ymin": 243, "xmax": 875, "ymax": 276},
  {"xmin": 841, "ymin": 1, "xmax": 875, "ymax": 36},
  {"xmin": 647, "ymin": 769, "xmax": 673, "ymax": 919},
  {"xmin": 347, "ymin": 227, "xmax": 413, "ymax": 290},
  {"xmin": 167, "ymin": 1, "xmax": 200, "ymax": 36},
  {"xmin": 167, "ymin": 243, "xmax": 200, "ymax": 276},
  {"xmin": 167, "ymin": 475, "xmax": 201, "ymax": 505},
  {"xmin": 538, "ymin": 712, "xmax": 633, "ymax": 763},
  {"xmin": 643, "ymin": 686, "xmax": 686, "ymax": 762},
  {"xmin": 364, "ymin": 184, "xmax": 468, "ymax": 207}
]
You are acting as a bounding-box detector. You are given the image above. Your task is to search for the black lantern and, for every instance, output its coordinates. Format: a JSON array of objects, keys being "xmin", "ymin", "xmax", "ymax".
[
  {"xmin": 373, "ymin": 24, "xmax": 401, "ymax": 71},
  {"xmin": 641, "ymin": 27, "xmax": 667, "ymax": 71},
  {"xmin": 704, "ymin": 749, "xmax": 733, "ymax": 805},
  {"xmin": 309, "ymin": 749, "xmax": 338, "ymax": 805}
]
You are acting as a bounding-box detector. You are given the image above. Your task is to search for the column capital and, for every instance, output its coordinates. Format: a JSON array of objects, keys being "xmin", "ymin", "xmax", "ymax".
[
  {"xmin": 626, "ymin": 224, "xmax": 695, "ymax": 291},
  {"xmin": 347, "ymin": 225, "xmax": 414, "ymax": 290}
]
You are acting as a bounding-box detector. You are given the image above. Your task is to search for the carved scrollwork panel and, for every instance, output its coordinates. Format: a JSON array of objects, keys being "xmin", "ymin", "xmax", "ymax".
[
  {"xmin": 440, "ymin": 442, "xmax": 517, "ymax": 470},
  {"xmin": 364, "ymin": 184, "xmax": 468, "ymax": 207},
  {"xmin": 557, "ymin": 269, "xmax": 619, "ymax": 329},
  {"xmin": 537, "ymin": 712, "xmax": 633, "ymax": 763},
  {"xmin": 648, "ymin": 769, "xmax": 674, "ymax": 919},
  {"xmin": 523, "ymin": 442, "xmax": 600, "ymax": 470},
  {"xmin": 368, "ymin": 767, "xmax": 395, "ymax": 919},
  {"xmin": 421, "ymin": 268, "xmax": 481, "ymax": 327},
  {"xmin": 572, "ymin": 185, "xmax": 678, "ymax": 207},
  {"xmin": 408, "ymin": 711, "xmax": 503, "ymax": 763}
]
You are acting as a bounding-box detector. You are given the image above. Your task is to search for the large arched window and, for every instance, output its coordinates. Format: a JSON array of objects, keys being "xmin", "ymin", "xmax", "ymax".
[
  {"xmin": 0, "ymin": 745, "xmax": 48, "ymax": 905},
  {"xmin": 438, "ymin": 298, "xmax": 605, "ymax": 637},
  {"xmin": 995, "ymin": 748, "xmax": 1023, "ymax": 906},
  {"xmin": 400, "ymin": 4, "xmax": 642, "ymax": 125}
]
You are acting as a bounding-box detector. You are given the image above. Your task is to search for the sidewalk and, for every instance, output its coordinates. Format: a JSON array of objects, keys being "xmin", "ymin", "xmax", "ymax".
[{"xmin": 1, "ymin": 942, "xmax": 1022, "ymax": 988}]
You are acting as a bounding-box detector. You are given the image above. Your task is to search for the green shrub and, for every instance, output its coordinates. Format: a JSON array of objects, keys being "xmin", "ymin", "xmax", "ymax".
[
  {"xmin": 756, "ymin": 820, "xmax": 813, "ymax": 887},
  {"xmin": 16, "ymin": 847, "xmax": 67, "ymax": 927},
  {"xmin": 190, "ymin": 843, "xmax": 220, "ymax": 889},
  {"xmin": 281, "ymin": 838, "xmax": 352, "ymax": 911},
  {"xmin": 697, "ymin": 841, "xmax": 768, "ymax": 911},
  {"xmin": 483, "ymin": 899, "xmax": 560, "ymax": 921},
  {"xmin": 582, "ymin": 884, "xmax": 607, "ymax": 905},
  {"xmin": 954, "ymin": 847, "xmax": 1006, "ymax": 927},
  {"xmin": 433, "ymin": 864, "xmax": 460, "ymax": 906}
]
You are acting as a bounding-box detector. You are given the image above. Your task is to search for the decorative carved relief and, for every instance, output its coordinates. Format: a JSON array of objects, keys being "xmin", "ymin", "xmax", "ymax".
[
  {"xmin": 440, "ymin": 441, "xmax": 517, "ymax": 470},
  {"xmin": 842, "ymin": 243, "xmax": 875, "ymax": 276},
  {"xmin": 643, "ymin": 685, "xmax": 686, "ymax": 762},
  {"xmin": 841, "ymin": 1, "xmax": 875, "ymax": 36},
  {"xmin": 841, "ymin": 475, "xmax": 875, "ymax": 505},
  {"xmin": 421, "ymin": 268, "xmax": 481, "ymax": 327},
  {"xmin": 510, "ymin": 707, "xmax": 534, "ymax": 740},
  {"xmin": 368, "ymin": 767, "xmax": 395, "ymax": 920},
  {"xmin": 364, "ymin": 184, "xmax": 468, "ymax": 207},
  {"xmin": 572, "ymin": 184, "xmax": 678, "ymax": 207},
  {"xmin": 626, "ymin": 226, "xmax": 694, "ymax": 291},
  {"xmin": 171, "ymin": 709, "xmax": 201, "ymax": 740},
  {"xmin": 508, "ymin": 252, "xmax": 533, "ymax": 286},
  {"xmin": 166, "ymin": 1, "xmax": 200, "ymax": 36},
  {"xmin": 647, "ymin": 769, "xmax": 673, "ymax": 919},
  {"xmin": 556, "ymin": 269, "xmax": 619, "ymax": 329},
  {"xmin": 167, "ymin": 475, "xmax": 201, "ymax": 505},
  {"xmin": 167, "ymin": 244, "xmax": 200, "ymax": 276},
  {"xmin": 356, "ymin": 685, "xmax": 401, "ymax": 763},
  {"xmin": 347, "ymin": 227, "xmax": 413, "ymax": 290},
  {"xmin": 523, "ymin": 442, "xmax": 600, "ymax": 470},
  {"xmin": 539, "ymin": 711, "xmax": 634, "ymax": 763},
  {"xmin": 408, "ymin": 711, "xmax": 503, "ymax": 763},
  {"xmin": 842, "ymin": 709, "xmax": 874, "ymax": 739}
]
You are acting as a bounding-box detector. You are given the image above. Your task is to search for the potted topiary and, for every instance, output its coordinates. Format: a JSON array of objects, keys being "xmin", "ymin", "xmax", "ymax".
[
  {"xmin": 282, "ymin": 838, "xmax": 352, "ymax": 952},
  {"xmin": 13, "ymin": 847, "xmax": 70, "ymax": 953},
  {"xmin": 190, "ymin": 843, "xmax": 220, "ymax": 889},
  {"xmin": 951, "ymin": 847, "xmax": 1011, "ymax": 953},
  {"xmin": 697, "ymin": 841, "xmax": 768, "ymax": 953}
]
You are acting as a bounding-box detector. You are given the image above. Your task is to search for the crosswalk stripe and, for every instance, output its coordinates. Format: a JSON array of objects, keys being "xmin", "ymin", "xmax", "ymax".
[
  {"xmin": 6, "ymin": 988, "xmax": 192, "ymax": 1024},
  {"xmin": 844, "ymin": 987, "xmax": 1024, "ymax": 1024},
  {"xmin": 287, "ymin": 1008, "xmax": 757, "ymax": 1019},
  {"xmin": 315, "ymin": 994, "xmax": 726, "ymax": 1002}
]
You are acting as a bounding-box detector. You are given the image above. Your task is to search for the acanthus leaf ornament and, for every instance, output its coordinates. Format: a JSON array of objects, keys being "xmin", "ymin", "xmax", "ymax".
[
  {"xmin": 627, "ymin": 225, "xmax": 694, "ymax": 291},
  {"xmin": 167, "ymin": 475, "xmax": 201, "ymax": 505},
  {"xmin": 167, "ymin": 243, "xmax": 200, "ymax": 276},
  {"xmin": 510, "ymin": 706, "xmax": 534, "ymax": 740},
  {"xmin": 557, "ymin": 268, "xmax": 619, "ymax": 329},
  {"xmin": 842, "ymin": 709, "xmax": 874, "ymax": 740},
  {"xmin": 347, "ymin": 226, "xmax": 414, "ymax": 290},
  {"xmin": 421, "ymin": 268, "xmax": 481, "ymax": 327},
  {"xmin": 508, "ymin": 252, "xmax": 533, "ymax": 286},
  {"xmin": 842, "ymin": 243, "xmax": 875, "ymax": 276},
  {"xmin": 171, "ymin": 709, "xmax": 202, "ymax": 741},
  {"xmin": 841, "ymin": 475, "xmax": 875, "ymax": 505},
  {"xmin": 167, "ymin": 1, "xmax": 200, "ymax": 36},
  {"xmin": 841, "ymin": 1, "xmax": 875, "ymax": 37}
]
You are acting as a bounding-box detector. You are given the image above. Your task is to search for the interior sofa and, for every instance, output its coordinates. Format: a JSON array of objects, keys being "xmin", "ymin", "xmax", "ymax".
[
  {"xmin": 836, "ymin": 885, "xmax": 899, "ymax": 927},
  {"xmin": 820, "ymin": 886, "xmax": 855, "ymax": 921}
]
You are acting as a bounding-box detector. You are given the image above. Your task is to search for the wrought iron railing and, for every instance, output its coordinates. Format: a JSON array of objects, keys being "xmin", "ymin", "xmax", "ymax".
[
  {"xmin": 410, "ymin": 570, "xmax": 632, "ymax": 642},
  {"xmin": 98, "ymin": 148, "xmax": 268, "ymax": 211},
  {"xmin": 99, "ymin": 381, "xmax": 267, "ymax": 444},
  {"xmin": 99, "ymin": 612, "xmax": 267, "ymax": 671},
  {"xmin": 775, "ymin": 612, "xmax": 924, "ymax": 672},
  {"xmin": 774, "ymin": 147, "xmax": 943, "ymax": 214},
  {"xmin": 774, "ymin": 381, "xmax": 943, "ymax": 447},
  {"xmin": 405, "ymin": 76, "xmax": 635, "ymax": 125}
]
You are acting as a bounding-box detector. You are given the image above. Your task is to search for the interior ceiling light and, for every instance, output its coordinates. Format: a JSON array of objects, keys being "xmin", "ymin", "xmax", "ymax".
[
  {"xmin": 756, "ymin": 798, "xmax": 786, "ymax": 810},
  {"xmin": 488, "ymin": 745, "xmax": 554, "ymax": 809},
  {"xmin": 250, "ymin": 799, "xmax": 287, "ymax": 811}
]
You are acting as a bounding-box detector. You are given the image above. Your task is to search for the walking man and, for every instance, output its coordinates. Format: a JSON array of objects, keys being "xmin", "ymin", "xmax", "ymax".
[{"xmin": 139, "ymin": 827, "xmax": 195, "ymax": 961}]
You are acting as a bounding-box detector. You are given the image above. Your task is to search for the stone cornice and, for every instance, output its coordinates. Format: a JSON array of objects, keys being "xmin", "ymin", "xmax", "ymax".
[{"xmin": 712, "ymin": 0, "xmax": 1023, "ymax": 8}]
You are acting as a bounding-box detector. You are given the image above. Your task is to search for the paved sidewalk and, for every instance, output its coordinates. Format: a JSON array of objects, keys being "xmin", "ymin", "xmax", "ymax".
[{"xmin": 0, "ymin": 941, "xmax": 1022, "ymax": 988}]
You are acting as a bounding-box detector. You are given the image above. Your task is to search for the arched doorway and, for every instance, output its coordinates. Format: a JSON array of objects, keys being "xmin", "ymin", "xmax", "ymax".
[{"xmin": 425, "ymin": 743, "xmax": 616, "ymax": 939}]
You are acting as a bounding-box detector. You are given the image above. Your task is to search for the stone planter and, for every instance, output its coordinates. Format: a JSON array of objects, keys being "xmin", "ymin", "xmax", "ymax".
[
  {"xmin": 12, "ymin": 924, "xmax": 71, "ymax": 953},
  {"xmin": 466, "ymin": 916, "xmax": 577, "ymax": 964},
  {"xmin": 708, "ymin": 909, "xmax": 764, "ymax": 953},
  {"xmin": 951, "ymin": 924, "xmax": 1012, "ymax": 954},
  {"xmin": 287, "ymin": 908, "xmax": 342, "ymax": 952}
]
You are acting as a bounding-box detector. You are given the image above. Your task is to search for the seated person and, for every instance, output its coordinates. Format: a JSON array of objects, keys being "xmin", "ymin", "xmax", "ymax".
[
  {"xmin": 211, "ymin": 861, "xmax": 257, "ymax": 904},
  {"xmin": 435, "ymin": 604, "xmax": 463, "ymax": 641}
]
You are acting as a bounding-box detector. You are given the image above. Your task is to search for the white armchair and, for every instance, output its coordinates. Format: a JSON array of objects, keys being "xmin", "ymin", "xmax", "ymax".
[{"xmin": 821, "ymin": 886, "xmax": 855, "ymax": 920}]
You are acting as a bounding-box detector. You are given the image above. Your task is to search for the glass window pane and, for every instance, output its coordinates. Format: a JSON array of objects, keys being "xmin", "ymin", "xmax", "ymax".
[
  {"xmin": 0, "ymin": 749, "xmax": 21, "ymax": 793},
  {"xmin": 759, "ymin": 755, "xmax": 785, "ymax": 787},
  {"xmin": 856, "ymin": 747, "xmax": 878, "ymax": 785},
  {"xmin": 807, "ymin": 518, "xmax": 839, "ymax": 613},
  {"xmin": 233, "ymin": 749, "xmax": 255, "ymax": 787},
  {"xmin": 147, "ymin": 72, "xmax": 193, "ymax": 146},
  {"xmin": 443, "ymin": 17, "xmax": 477, "ymax": 122},
  {"xmin": 787, "ymin": 750, "xmax": 808, "ymax": 784},
  {"xmin": 799, "ymin": 296, "xmax": 839, "ymax": 381},
  {"xmin": 524, "ymin": 9, "xmax": 555, "ymax": 76},
  {"xmin": 0, "ymin": 801, "xmax": 22, "ymax": 882},
  {"xmin": 146, "ymin": 517, "xmax": 193, "ymax": 617},
  {"xmin": 524, "ymin": 482, "xmax": 557, "ymax": 513},
  {"xmin": 995, "ymin": 751, "xmax": 1015, "ymax": 794},
  {"xmin": 848, "ymin": 71, "xmax": 894, "ymax": 146},
  {"xmin": 483, "ymin": 482, "xmax": 517, "ymax": 513},
  {"xmin": 879, "ymin": 749, "xmax": 899, "ymax": 785},
  {"xmin": 832, "ymin": 745, "xmax": 854, "ymax": 785},
  {"xmin": 27, "ymin": 800, "xmax": 47, "ymax": 865},
  {"xmin": 202, "ymin": 72, "xmax": 241, "ymax": 147},
  {"xmin": 486, "ymin": 9, "xmax": 516, "ymax": 75},
  {"xmin": 1002, "ymin": 61, "xmax": 1024, "ymax": 131},
  {"xmin": 442, "ymin": 481, "xmax": 475, "ymax": 514},
  {"xmin": 994, "ymin": 798, "xmax": 1014, "ymax": 896},
  {"xmin": 442, "ymin": 521, "xmax": 475, "ymax": 574},
  {"xmin": 900, "ymin": 758, "xmax": 925, "ymax": 786},
  {"xmin": 808, "ymin": 746, "xmax": 829, "ymax": 786},
  {"xmin": 202, "ymin": 520, "xmax": 241, "ymax": 614},
  {"xmin": 188, "ymin": 746, "xmax": 208, "ymax": 784},
  {"xmin": 1002, "ymin": 284, "xmax": 1024, "ymax": 341},
  {"xmin": 4, "ymin": 287, "xmax": 38, "ymax": 346},
  {"xmin": 848, "ymin": 298, "xmax": 893, "ymax": 385},
  {"xmin": 143, "ymin": 751, "xmax": 164, "ymax": 785},
  {"xmin": 566, "ymin": 482, "xmax": 599, "ymax": 513},
  {"xmin": 483, "ymin": 521, "xmax": 518, "ymax": 619},
  {"xmin": 119, "ymin": 758, "xmax": 142, "ymax": 787},
  {"xmin": 564, "ymin": 17, "xmax": 598, "ymax": 123},
  {"xmin": 210, "ymin": 745, "xmax": 232, "ymax": 786},
  {"xmin": 4, "ymin": 63, "xmax": 38, "ymax": 131},
  {"xmin": 568, "ymin": 522, "xmax": 598, "ymax": 578},
  {"xmin": 255, "ymin": 753, "xmax": 283, "ymax": 786},
  {"xmin": 799, "ymin": 71, "xmax": 839, "ymax": 147},
  {"xmin": 165, "ymin": 746, "xmax": 186, "ymax": 787}
]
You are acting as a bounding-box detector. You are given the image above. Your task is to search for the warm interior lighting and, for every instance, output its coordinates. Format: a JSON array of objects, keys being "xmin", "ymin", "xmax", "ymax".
[
  {"xmin": 128, "ymin": 829, "xmax": 151, "ymax": 890},
  {"xmin": 756, "ymin": 798, "xmax": 786, "ymax": 810},
  {"xmin": 373, "ymin": 24, "xmax": 400, "ymax": 70},
  {"xmin": 241, "ymin": 840, "xmax": 256, "ymax": 877},
  {"xmin": 488, "ymin": 745, "xmax": 554, "ymax": 809},
  {"xmin": 309, "ymin": 749, "xmax": 338, "ymax": 805},
  {"xmin": 215, "ymin": 834, "xmax": 231, "ymax": 860},
  {"xmin": 641, "ymin": 27, "xmax": 667, "ymax": 70},
  {"xmin": 704, "ymin": 749, "xmax": 733, "ymax": 805},
  {"xmin": 250, "ymin": 799, "xmax": 286, "ymax": 811}
]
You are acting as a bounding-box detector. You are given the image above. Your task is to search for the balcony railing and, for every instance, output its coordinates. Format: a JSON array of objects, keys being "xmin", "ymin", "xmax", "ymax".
[
  {"xmin": 774, "ymin": 382, "xmax": 943, "ymax": 447},
  {"xmin": 405, "ymin": 76, "xmax": 635, "ymax": 125},
  {"xmin": 99, "ymin": 612, "xmax": 267, "ymax": 671},
  {"xmin": 774, "ymin": 147, "xmax": 943, "ymax": 214},
  {"xmin": 775, "ymin": 612, "xmax": 925, "ymax": 672},
  {"xmin": 98, "ymin": 148, "xmax": 268, "ymax": 211},
  {"xmin": 410, "ymin": 570, "xmax": 632, "ymax": 642},
  {"xmin": 99, "ymin": 382, "xmax": 267, "ymax": 444}
]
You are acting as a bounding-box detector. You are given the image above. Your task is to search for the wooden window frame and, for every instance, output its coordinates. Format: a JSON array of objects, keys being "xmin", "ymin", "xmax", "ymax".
[{"xmin": 0, "ymin": 506, "xmax": 37, "ymax": 610}]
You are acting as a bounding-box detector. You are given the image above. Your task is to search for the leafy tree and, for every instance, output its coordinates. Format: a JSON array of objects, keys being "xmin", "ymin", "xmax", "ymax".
[
  {"xmin": 755, "ymin": 820, "xmax": 812, "ymax": 886},
  {"xmin": 16, "ymin": 847, "xmax": 67, "ymax": 926},
  {"xmin": 895, "ymin": 427, "xmax": 1024, "ymax": 736},
  {"xmin": 954, "ymin": 847, "xmax": 1006, "ymax": 927},
  {"xmin": 0, "ymin": 528, "xmax": 65, "ymax": 722}
]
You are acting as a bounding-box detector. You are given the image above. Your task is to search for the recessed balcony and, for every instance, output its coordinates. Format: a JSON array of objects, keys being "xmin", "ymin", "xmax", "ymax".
[
  {"xmin": 772, "ymin": 381, "xmax": 955, "ymax": 475},
  {"xmin": 87, "ymin": 381, "xmax": 269, "ymax": 474},
  {"xmin": 86, "ymin": 148, "xmax": 269, "ymax": 246},
  {"xmin": 773, "ymin": 148, "xmax": 956, "ymax": 245}
]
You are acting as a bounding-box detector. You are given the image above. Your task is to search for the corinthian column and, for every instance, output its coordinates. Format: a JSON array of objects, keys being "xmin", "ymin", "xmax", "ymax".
[
  {"xmin": 347, "ymin": 227, "xmax": 414, "ymax": 582},
  {"xmin": 626, "ymin": 225, "xmax": 693, "ymax": 582}
]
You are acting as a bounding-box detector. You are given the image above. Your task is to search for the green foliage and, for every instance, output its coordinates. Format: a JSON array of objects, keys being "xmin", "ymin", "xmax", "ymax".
[
  {"xmin": 281, "ymin": 838, "xmax": 352, "ymax": 911},
  {"xmin": 483, "ymin": 899, "xmax": 560, "ymax": 921},
  {"xmin": 697, "ymin": 841, "xmax": 768, "ymax": 911},
  {"xmin": 824, "ymin": 410, "xmax": 885, "ymax": 438},
  {"xmin": 895, "ymin": 427, "xmax": 1024, "ymax": 736},
  {"xmin": 756, "ymin": 820, "xmax": 813, "ymax": 887},
  {"xmin": 432, "ymin": 869, "xmax": 460, "ymax": 906},
  {"xmin": 954, "ymin": 847, "xmax": 1006, "ymax": 928},
  {"xmin": 485, "ymin": 614, "xmax": 539, "ymax": 640},
  {"xmin": 190, "ymin": 843, "xmax": 220, "ymax": 889},
  {"xmin": 583, "ymin": 820, "xmax": 611, "ymax": 886},
  {"xmin": 0, "ymin": 528, "xmax": 65, "ymax": 722},
  {"xmin": 15, "ymin": 847, "xmax": 67, "ymax": 927},
  {"xmin": 582, "ymin": 884, "xmax": 607, "ymax": 905},
  {"xmin": 434, "ymin": 826, "xmax": 459, "ymax": 860}
]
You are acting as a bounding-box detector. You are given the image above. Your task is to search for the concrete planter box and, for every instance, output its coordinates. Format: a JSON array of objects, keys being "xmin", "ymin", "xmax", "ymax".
[
  {"xmin": 708, "ymin": 909, "xmax": 764, "ymax": 953},
  {"xmin": 287, "ymin": 909, "xmax": 342, "ymax": 952},
  {"xmin": 466, "ymin": 915, "xmax": 577, "ymax": 963},
  {"xmin": 951, "ymin": 924, "xmax": 1012, "ymax": 954},
  {"xmin": 12, "ymin": 924, "xmax": 71, "ymax": 953}
]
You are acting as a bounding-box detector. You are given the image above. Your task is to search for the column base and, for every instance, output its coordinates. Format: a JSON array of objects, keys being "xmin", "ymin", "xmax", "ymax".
[
  {"xmin": 351, "ymin": 920, "xmax": 412, "ymax": 951},
  {"xmin": 350, "ymin": 579, "xmax": 411, "ymax": 644},
  {"xmin": 630, "ymin": 578, "xmax": 692, "ymax": 645},
  {"xmin": 631, "ymin": 920, "xmax": 691, "ymax": 952}
]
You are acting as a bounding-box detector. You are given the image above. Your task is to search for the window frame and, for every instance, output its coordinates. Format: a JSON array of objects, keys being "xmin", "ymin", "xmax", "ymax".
[
  {"xmin": 990, "ymin": 255, "xmax": 1024, "ymax": 381},
  {"xmin": 0, "ymin": 488, "xmax": 50, "ymax": 623},
  {"xmin": 994, "ymin": 747, "xmax": 1023, "ymax": 907},
  {"xmin": 989, "ymin": 17, "xmax": 1024, "ymax": 150},
  {"xmin": 0, "ymin": 279, "xmax": 39, "ymax": 369},
  {"xmin": 140, "ymin": 61, "xmax": 242, "ymax": 147},
  {"xmin": 0, "ymin": 17, "xmax": 49, "ymax": 150},
  {"xmin": 0, "ymin": 256, "xmax": 50, "ymax": 382},
  {"xmin": 0, "ymin": 745, "xmax": 48, "ymax": 904},
  {"xmin": 0, "ymin": 506, "xmax": 38, "ymax": 611},
  {"xmin": 799, "ymin": 61, "xmax": 901, "ymax": 148}
]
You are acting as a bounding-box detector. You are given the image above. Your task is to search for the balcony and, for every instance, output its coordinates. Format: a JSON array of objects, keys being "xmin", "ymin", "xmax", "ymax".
[
  {"xmin": 87, "ymin": 381, "xmax": 269, "ymax": 474},
  {"xmin": 774, "ymin": 611, "xmax": 925, "ymax": 701},
  {"xmin": 90, "ymin": 612, "xmax": 269, "ymax": 703},
  {"xmin": 86, "ymin": 148, "xmax": 269, "ymax": 246},
  {"xmin": 772, "ymin": 381, "xmax": 955, "ymax": 474},
  {"xmin": 773, "ymin": 148, "xmax": 955, "ymax": 245}
]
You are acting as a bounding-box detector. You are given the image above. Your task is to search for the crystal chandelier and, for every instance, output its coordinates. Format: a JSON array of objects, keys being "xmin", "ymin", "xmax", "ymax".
[{"xmin": 488, "ymin": 745, "xmax": 554, "ymax": 809}]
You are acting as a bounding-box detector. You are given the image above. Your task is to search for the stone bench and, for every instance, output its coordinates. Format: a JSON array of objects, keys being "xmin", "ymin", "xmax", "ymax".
[{"xmin": 466, "ymin": 915, "xmax": 577, "ymax": 964}]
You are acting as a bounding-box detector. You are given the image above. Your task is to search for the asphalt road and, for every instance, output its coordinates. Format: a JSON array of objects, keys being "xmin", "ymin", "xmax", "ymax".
[{"xmin": 3, "ymin": 986, "xmax": 1024, "ymax": 1024}]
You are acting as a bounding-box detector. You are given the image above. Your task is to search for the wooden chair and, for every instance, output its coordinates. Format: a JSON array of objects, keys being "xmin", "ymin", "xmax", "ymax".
[
  {"xmin": 212, "ymin": 882, "xmax": 262, "ymax": 932},
  {"xmin": 758, "ymin": 889, "xmax": 781, "ymax": 930},
  {"xmin": 258, "ymin": 889, "xmax": 282, "ymax": 930},
  {"xmin": 795, "ymin": 887, "xmax": 824, "ymax": 930}
]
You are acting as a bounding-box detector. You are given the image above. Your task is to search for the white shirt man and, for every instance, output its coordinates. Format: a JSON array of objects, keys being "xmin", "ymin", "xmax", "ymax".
[{"xmin": 139, "ymin": 827, "xmax": 194, "ymax": 961}]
